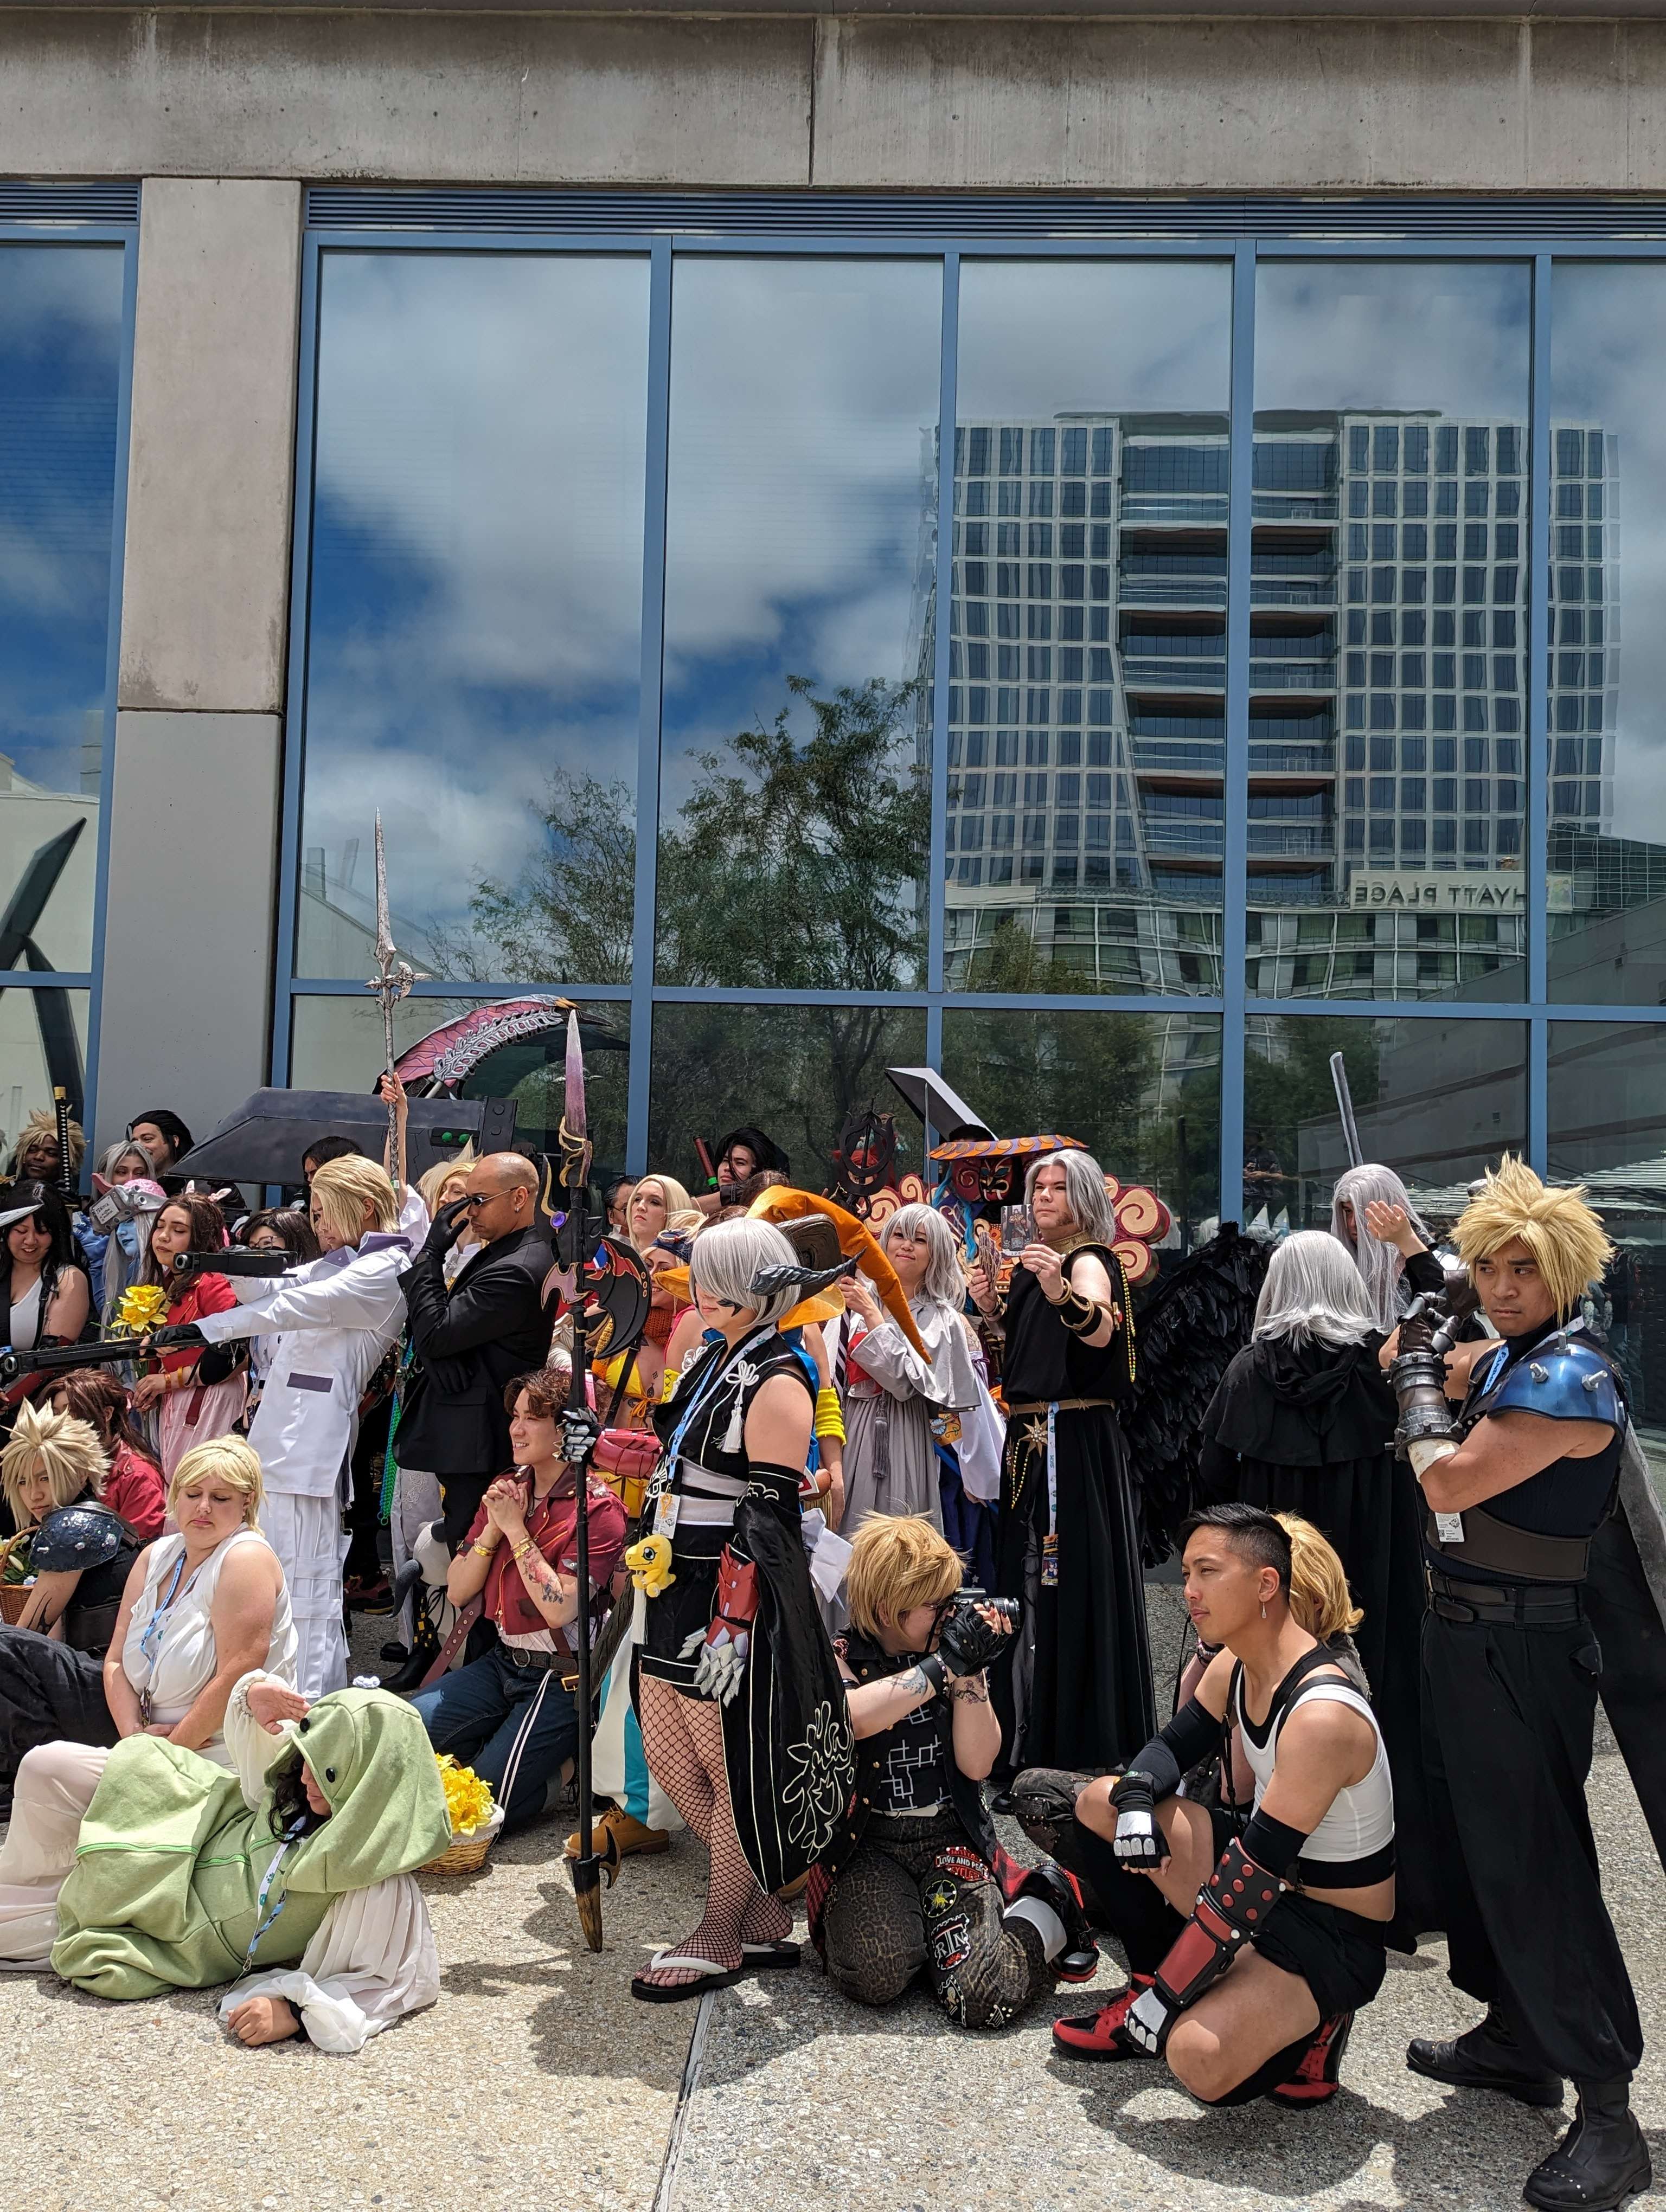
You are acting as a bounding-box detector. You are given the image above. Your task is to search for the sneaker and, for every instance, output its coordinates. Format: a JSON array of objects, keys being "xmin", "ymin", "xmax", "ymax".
[
  {"xmin": 1269, "ymin": 2012, "xmax": 1354, "ymax": 2106},
  {"xmin": 1052, "ymin": 1973, "xmax": 1154, "ymax": 2061},
  {"xmin": 1013, "ymin": 1858, "xmax": 1099, "ymax": 1982}
]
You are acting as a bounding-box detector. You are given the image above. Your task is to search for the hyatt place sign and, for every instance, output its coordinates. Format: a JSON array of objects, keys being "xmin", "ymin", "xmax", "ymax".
[{"xmin": 1347, "ymin": 871, "xmax": 1526, "ymax": 912}]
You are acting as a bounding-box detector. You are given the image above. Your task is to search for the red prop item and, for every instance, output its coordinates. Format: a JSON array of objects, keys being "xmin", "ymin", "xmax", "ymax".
[
  {"xmin": 592, "ymin": 1428, "xmax": 660, "ymax": 1483},
  {"xmin": 705, "ymin": 1547, "xmax": 760, "ymax": 1646}
]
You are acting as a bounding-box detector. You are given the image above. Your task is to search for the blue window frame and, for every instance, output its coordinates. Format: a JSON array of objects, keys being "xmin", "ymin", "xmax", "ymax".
[{"xmin": 274, "ymin": 195, "xmax": 1666, "ymax": 1227}]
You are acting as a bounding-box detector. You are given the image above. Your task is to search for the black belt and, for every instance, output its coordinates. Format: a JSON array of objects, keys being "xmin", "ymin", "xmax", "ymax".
[
  {"xmin": 502, "ymin": 1644, "xmax": 579, "ymax": 1686},
  {"xmin": 1427, "ymin": 1567, "xmax": 1585, "ymax": 1628}
]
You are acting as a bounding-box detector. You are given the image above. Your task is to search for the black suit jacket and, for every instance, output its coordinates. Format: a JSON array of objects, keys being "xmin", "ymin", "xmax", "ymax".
[{"xmin": 394, "ymin": 1224, "xmax": 557, "ymax": 1477}]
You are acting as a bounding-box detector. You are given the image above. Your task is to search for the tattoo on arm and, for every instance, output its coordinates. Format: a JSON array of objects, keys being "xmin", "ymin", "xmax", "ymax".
[
  {"xmin": 950, "ymin": 1676, "xmax": 989, "ymax": 1705},
  {"xmin": 898, "ymin": 1666, "xmax": 934, "ymax": 1701}
]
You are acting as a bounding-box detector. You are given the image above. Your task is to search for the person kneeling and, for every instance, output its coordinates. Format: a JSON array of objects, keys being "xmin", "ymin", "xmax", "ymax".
[
  {"xmin": 811, "ymin": 1516, "xmax": 1095, "ymax": 2029},
  {"xmin": 1050, "ymin": 1504, "xmax": 1394, "ymax": 2106}
]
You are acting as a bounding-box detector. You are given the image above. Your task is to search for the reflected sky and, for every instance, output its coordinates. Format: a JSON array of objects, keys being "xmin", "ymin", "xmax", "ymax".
[
  {"xmin": 957, "ymin": 260, "xmax": 1231, "ymax": 418},
  {"xmin": 299, "ymin": 252, "xmax": 649, "ymax": 979},
  {"xmin": 1255, "ymin": 263, "xmax": 1530, "ymax": 417},
  {"xmin": 0, "ymin": 245, "xmax": 121, "ymax": 974}
]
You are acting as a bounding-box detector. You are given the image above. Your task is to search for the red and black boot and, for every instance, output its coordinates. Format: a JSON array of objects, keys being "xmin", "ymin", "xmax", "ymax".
[
  {"xmin": 1052, "ymin": 1973, "xmax": 1155, "ymax": 2061},
  {"xmin": 1269, "ymin": 2012, "xmax": 1355, "ymax": 2106}
]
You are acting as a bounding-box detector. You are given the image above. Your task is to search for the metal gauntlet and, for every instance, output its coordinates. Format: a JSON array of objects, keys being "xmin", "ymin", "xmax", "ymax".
[{"xmin": 1388, "ymin": 1295, "xmax": 1459, "ymax": 1472}]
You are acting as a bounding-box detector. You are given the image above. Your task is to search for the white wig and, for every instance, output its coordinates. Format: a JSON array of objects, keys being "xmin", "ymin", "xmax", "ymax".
[
  {"xmin": 1254, "ymin": 1230, "xmax": 1381, "ymax": 1349},
  {"xmin": 688, "ymin": 1216, "xmax": 804, "ymax": 1327},
  {"xmin": 1330, "ymin": 1163, "xmax": 1432, "ymax": 1332},
  {"xmin": 881, "ymin": 1204, "xmax": 965, "ymax": 1309},
  {"xmin": 1024, "ymin": 1148, "xmax": 1116, "ymax": 1246}
]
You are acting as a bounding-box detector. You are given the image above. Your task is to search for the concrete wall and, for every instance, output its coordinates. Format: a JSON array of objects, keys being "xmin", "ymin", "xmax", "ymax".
[
  {"xmin": 95, "ymin": 179, "xmax": 301, "ymax": 1149},
  {"xmin": 10, "ymin": 9, "xmax": 1666, "ymax": 190}
]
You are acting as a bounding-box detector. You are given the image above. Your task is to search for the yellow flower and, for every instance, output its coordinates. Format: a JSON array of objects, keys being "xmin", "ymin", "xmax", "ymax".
[
  {"xmin": 435, "ymin": 1752, "xmax": 497, "ymax": 1836},
  {"xmin": 114, "ymin": 1283, "xmax": 169, "ymax": 1336}
]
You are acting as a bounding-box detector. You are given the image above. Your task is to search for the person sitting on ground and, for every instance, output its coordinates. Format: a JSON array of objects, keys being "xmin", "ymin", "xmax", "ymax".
[
  {"xmin": 2, "ymin": 1183, "xmax": 91, "ymax": 1358},
  {"xmin": 810, "ymin": 1515, "xmax": 1095, "ymax": 2029},
  {"xmin": 410, "ymin": 1360, "xmax": 626, "ymax": 1834},
  {"xmin": 132, "ymin": 1193, "xmax": 246, "ymax": 1477},
  {"xmin": 1045, "ymin": 1504, "xmax": 1394, "ymax": 2108},
  {"xmin": 0, "ymin": 1431, "xmax": 295, "ymax": 1803},
  {"xmin": 0, "ymin": 1665, "xmax": 451, "ymax": 2052},
  {"xmin": 47, "ymin": 1369, "xmax": 168, "ymax": 1540},
  {"xmin": 0, "ymin": 1401, "xmax": 139, "ymax": 1650}
]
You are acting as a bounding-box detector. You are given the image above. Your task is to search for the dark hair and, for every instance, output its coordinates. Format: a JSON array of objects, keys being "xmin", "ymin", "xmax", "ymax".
[
  {"xmin": 129, "ymin": 1109, "xmax": 194, "ymax": 1161},
  {"xmin": 503, "ymin": 1362, "xmax": 575, "ymax": 1420},
  {"xmin": 241, "ymin": 1207, "xmax": 322, "ymax": 1265},
  {"xmin": 4, "ymin": 1183, "xmax": 79, "ymax": 1276},
  {"xmin": 140, "ymin": 1191, "xmax": 228, "ymax": 1287},
  {"xmin": 1178, "ymin": 1501, "xmax": 1293, "ymax": 1593},
  {"xmin": 48, "ymin": 1367, "xmax": 157, "ymax": 1463},
  {"xmin": 302, "ymin": 1135, "xmax": 362, "ymax": 1181},
  {"xmin": 603, "ymin": 1175, "xmax": 637, "ymax": 1207},
  {"xmin": 714, "ymin": 1125, "xmax": 789, "ymax": 1179},
  {"xmin": 267, "ymin": 1751, "xmax": 330, "ymax": 1841}
]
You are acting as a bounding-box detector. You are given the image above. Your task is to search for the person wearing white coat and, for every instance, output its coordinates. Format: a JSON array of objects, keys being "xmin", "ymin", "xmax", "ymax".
[{"xmin": 176, "ymin": 1158, "xmax": 426, "ymax": 1699}]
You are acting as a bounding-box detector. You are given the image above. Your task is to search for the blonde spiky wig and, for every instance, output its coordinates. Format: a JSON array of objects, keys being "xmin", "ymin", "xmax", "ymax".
[
  {"xmin": 1, "ymin": 1400, "xmax": 107, "ymax": 1525},
  {"xmin": 1454, "ymin": 1155, "xmax": 1613, "ymax": 1322}
]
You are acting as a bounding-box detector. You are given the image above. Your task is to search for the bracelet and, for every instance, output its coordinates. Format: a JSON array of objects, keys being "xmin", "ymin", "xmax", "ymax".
[
  {"xmin": 471, "ymin": 1540, "xmax": 496, "ymax": 1560},
  {"xmin": 511, "ymin": 1539, "xmax": 536, "ymax": 1561},
  {"xmin": 1056, "ymin": 1287, "xmax": 1102, "ymax": 1338},
  {"xmin": 917, "ymin": 1651, "xmax": 949, "ymax": 1698}
]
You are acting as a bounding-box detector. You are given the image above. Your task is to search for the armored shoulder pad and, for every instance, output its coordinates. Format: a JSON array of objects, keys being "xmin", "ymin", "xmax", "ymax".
[
  {"xmin": 1483, "ymin": 1335, "xmax": 1623, "ymax": 1428},
  {"xmin": 29, "ymin": 1501, "xmax": 127, "ymax": 1574}
]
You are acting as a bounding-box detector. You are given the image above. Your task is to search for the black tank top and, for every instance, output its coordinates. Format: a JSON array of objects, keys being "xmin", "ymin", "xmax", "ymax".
[{"xmin": 1002, "ymin": 1242, "xmax": 1133, "ymax": 1404}]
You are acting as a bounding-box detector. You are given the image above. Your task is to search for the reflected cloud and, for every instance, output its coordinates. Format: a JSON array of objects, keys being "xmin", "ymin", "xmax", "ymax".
[{"xmin": 1257, "ymin": 263, "xmax": 1530, "ymax": 418}]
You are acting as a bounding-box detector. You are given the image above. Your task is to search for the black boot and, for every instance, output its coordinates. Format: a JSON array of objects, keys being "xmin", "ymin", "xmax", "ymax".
[
  {"xmin": 1011, "ymin": 1858, "xmax": 1100, "ymax": 1983},
  {"xmin": 1523, "ymin": 2080, "xmax": 1652, "ymax": 2212},
  {"xmin": 380, "ymin": 1598, "xmax": 441, "ymax": 1692},
  {"xmin": 1407, "ymin": 2007, "xmax": 1564, "ymax": 2108}
]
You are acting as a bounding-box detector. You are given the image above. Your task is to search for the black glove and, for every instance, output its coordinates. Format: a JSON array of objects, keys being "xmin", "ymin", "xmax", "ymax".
[
  {"xmin": 937, "ymin": 1596, "xmax": 1016, "ymax": 1678},
  {"xmin": 422, "ymin": 1196, "xmax": 469, "ymax": 1259},
  {"xmin": 561, "ymin": 1404, "xmax": 600, "ymax": 1470},
  {"xmin": 1108, "ymin": 1770, "xmax": 1169, "ymax": 1868},
  {"xmin": 148, "ymin": 1321, "xmax": 206, "ymax": 1353}
]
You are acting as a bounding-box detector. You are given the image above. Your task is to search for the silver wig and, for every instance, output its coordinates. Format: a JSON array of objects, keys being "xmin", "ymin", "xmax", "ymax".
[
  {"xmin": 688, "ymin": 1215, "xmax": 804, "ymax": 1327},
  {"xmin": 881, "ymin": 1203, "xmax": 966, "ymax": 1309},
  {"xmin": 1330, "ymin": 1162, "xmax": 1432, "ymax": 1332},
  {"xmin": 1254, "ymin": 1229, "xmax": 1381, "ymax": 1349},
  {"xmin": 1024, "ymin": 1147, "xmax": 1117, "ymax": 1245}
]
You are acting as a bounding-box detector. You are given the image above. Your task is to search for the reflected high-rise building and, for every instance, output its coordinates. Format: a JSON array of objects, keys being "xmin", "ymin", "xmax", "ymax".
[{"xmin": 943, "ymin": 409, "xmax": 1617, "ymax": 1001}]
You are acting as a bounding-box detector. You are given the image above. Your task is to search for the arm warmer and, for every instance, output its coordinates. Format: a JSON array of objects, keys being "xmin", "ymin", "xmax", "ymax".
[
  {"xmin": 1125, "ymin": 1697, "xmax": 1223, "ymax": 1802},
  {"xmin": 1240, "ymin": 1809, "xmax": 1310, "ymax": 1881}
]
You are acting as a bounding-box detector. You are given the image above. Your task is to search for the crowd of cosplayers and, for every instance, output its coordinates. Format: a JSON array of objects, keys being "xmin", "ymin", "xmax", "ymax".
[{"xmin": 0, "ymin": 1082, "xmax": 1657, "ymax": 2212}]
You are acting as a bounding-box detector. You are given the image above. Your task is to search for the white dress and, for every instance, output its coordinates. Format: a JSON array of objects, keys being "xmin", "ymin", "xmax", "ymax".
[
  {"xmin": 0, "ymin": 1670, "xmax": 439, "ymax": 2052},
  {"xmin": 120, "ymin": 1527, "xmax": 299, "ymax": 1762},
  {"xmin": 194, "ymin": 1214, "xmax": 424, "ymax": 1698}
]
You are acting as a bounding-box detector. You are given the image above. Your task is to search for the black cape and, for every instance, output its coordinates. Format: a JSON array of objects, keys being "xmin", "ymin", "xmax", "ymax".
[{"xmin": 1198, "ymin": 1330, "xmax": 1440, "ymax": 1942}]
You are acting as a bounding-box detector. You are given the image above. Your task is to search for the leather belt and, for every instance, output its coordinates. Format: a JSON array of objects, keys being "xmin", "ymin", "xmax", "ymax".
[
  {"xmin": 502, "ymin": 1645, "xmax": 579, "ymax": 1686},
  {"xmin": 1004, "ymin": 1398, "xmax": 1115, "ymax": 1415},
  {"xmin": 1424, "ymin": 1505, "xmax": 1591, "ymax": 1585},
  {"xmin": 1427, "ymin": 1566, "xmax": 1584, "ymax": 1628}
]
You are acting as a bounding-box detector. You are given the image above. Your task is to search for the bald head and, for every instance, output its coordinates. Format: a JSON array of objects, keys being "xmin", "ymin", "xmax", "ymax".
[{"xmin": 463, "ymin": 1151, "xmax": 541, "ymax": 1244}]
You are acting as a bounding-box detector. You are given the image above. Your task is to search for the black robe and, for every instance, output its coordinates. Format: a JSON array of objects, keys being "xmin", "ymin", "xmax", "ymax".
[
  {"xmin": 1197, "ymin": 1330, "xmax": 1439, "ymax": 1942},
  {"xmin": 992, "ymin": 1246, "xmax": 1154, "ymax": 1777}
]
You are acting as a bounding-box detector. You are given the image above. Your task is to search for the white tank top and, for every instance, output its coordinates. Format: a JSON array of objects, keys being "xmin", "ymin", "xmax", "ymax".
[
  {"xmin": 120, "ymin": 1526, "xmax": 299, "ymax": 1765},
  {"xmin": 9, "ymin": 1274, "xmax": 42, "ymax": 1351},
  {"xmin": 1234, "ymin": 1661, "xmax": 1395, "ymax": 1882}
]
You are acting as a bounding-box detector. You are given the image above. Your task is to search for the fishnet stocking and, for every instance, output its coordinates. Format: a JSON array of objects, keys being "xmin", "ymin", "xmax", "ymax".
[{"xmin": 638, "ymin": 1676, "xmax": 789, "ymax": 1986}]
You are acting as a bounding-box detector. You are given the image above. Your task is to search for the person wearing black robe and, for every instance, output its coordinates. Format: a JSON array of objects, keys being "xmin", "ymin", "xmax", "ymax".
[
  {"xmin": 970, "ymin": 1149, "xmax": 1150, "ymax": 1784},
  {"xmin": 1196, "ymin": 1228, "xmax": 1438, "ymax": 1940}
]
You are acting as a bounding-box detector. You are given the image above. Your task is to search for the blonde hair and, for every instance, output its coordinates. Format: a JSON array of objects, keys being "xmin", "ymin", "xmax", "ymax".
[
  {"xmin": 845, "ymin": 1515, "xmax": 964, "ymax": 1640},
  {"xmin": 8, "ymin": 1107, "xmax": 85, "ymax": 1178},
  {"xmin": 1276, "ymin": 1512, "xmax": 1364, "ymax": 1641},
  {"xmin": 629, "ymin": 1174, "xmax": 694, "ymax": 1245},
  {"xmin": 1453, "ymin": 1155, "xmax": 1613, "ymax": 1323},
  {"xmin": 1, "ymin": 1401, "xmax": 107, "ymax": 1524},
  {"xmin": 310, "ymin": 1155, "xmax": 399, "ymax": 1249},
  {"xmin": 168, "ymin": 1435, "xmax": 265, "ymax": 1528},
  {"xmin": 418, "ymin": 1146, "xmax": 476, "ymax": 1218}
]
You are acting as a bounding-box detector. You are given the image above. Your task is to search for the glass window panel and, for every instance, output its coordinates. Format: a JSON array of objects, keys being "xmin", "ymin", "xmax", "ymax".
[
  {"xmin": 951, "ymin": 262, "xmax": 1232, "ymax": 996},
  {"xmin": 0, "ymin": 246, "xmax": 123, "ymax": 974},
  {"xmin": 298, "ymin": 253, "xmax": 650, "ymax": 983},
  {"xmin": 1548, "ymin": 1022, "xmax": 1666, "ymax": 1450},
  {"xmin": 0, "ymin": 987, "xmax": 89, "ymax": 1140},
  {"xmin": 648, "ymin": 1004, "xmax": 926, "ymax": 1194},
  {"xmin": 1548, "ymin": 267, "xmax": 1666, "ymax": 1004},
  {"xmin": 290, "ymin": 993, "xmax": 629, "ymax": 1175},
  {"xmin": 1245, "ymin": 1013, "xmax": 1526, "ymax": 1226},
  {"xmin": 1252, "ymin": 265, "xmax": 1530, "ymax": 1001},
  {"xmin": 658, "ymin": 261, "xmax": 939, "ymax": 991},
  {"xmin": 941, "ymin": 1007, "xmax": 1221, "ymax": 1240}
]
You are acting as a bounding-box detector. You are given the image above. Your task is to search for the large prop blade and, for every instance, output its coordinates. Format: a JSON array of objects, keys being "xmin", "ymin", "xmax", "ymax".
[
  {"xmin": 1329, "ymin": 1051, "xmax": 1364, "ymax": 1169},
  {"xmin": 559, "ymin": 1005, "xmax": 603, "ymax": 1952},
  {"xmin": 365, "ymin": 815, "xmax": 426, "ymax": 1193}
]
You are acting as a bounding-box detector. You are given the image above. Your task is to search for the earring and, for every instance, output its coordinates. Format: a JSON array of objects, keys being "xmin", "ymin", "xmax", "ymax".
[{"xmin": 1260, "ymin": 1601, "xmax": 1267, "ymax": 1619}]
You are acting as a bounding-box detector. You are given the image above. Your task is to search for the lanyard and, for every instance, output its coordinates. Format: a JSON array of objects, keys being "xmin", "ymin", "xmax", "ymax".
[
  {"xmin": 137, "ymin": 1548, "xmax": 208, "ymax": 1680},
  {"xmin": 244, "ymin": 1815, "xmax": 309, "ymax": 1970},
  {"xmin": 1042, "ymin": 1403, "xmax": 1060, "ymax": 1588},
  {"xmin": 663, "ymin": 1323, "xmax": 773, "ymax": 1470}
]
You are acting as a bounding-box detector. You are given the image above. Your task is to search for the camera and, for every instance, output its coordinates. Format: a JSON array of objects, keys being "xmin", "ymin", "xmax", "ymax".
[{"xmin": 934, "ymin": 1589, "xmax": 1021, "ymax": 1675}]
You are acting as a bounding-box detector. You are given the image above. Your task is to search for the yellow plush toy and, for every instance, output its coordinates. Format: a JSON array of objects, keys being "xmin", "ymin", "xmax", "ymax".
[{"xmin": 624, "ymin": 1533, "xmax": 676, "ymax": 1598}]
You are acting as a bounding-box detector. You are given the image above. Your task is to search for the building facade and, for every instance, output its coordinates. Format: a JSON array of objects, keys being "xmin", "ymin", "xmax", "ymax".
[{"xmin": 8, "ymin": 2, "xmax": 1666, "ymax": 1407}]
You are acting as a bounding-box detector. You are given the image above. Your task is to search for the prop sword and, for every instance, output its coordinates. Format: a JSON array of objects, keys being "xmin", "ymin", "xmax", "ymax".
[
  {"xmin": 1329, "ymin": 1051, "xmax": 1364, "ymax": 1169},
  {"xmin": 559, "ymin": 1005, "xmax": 605, "ymax": 1953},
  {"xmin": 52, "ymin": 1086, "xmax": 74, "ymax": 1199},
  {"xmin": 366, "ymin": 815, "xmax": 425, "ymax": 1198}
]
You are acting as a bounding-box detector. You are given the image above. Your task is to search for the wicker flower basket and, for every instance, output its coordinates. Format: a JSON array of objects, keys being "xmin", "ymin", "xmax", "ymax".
[
  {"xmin": 0, "ymin": 1584, "xmax": 32, "ymax": 1625},
  {"xmin": 424, "ymin": 1802, "xmax": 504, "ymax": 1874}
]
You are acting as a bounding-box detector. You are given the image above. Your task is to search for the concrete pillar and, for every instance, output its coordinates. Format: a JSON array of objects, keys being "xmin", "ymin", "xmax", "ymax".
[{"xmin": 97, "ymin": 178, "xmax": 302, "ymax": 1151}]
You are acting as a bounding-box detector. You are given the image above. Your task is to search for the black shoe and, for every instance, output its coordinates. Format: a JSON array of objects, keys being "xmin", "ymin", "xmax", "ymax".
[
  {"xmin": 990, "ymin": 1789, "xmax": 1017, "ymax": 1815},
  {"xmin": 1013, "ymin": 1857, "xmax": 1100, "ymax": 1983},
  {"xmin": 1523, "ymin": 2080, "xmax": 1651, "ymax": 2212},
  {"xmin": 379, "ymin": 1640, "xmax": 409, "ymax": 1665},
  {"xmin": 1406, "ymin": 2009, "xmax": 1564, "ymax": 2108},
  {"xmin": 380, "ymin": 1605, "xmax": 441, "ymax": 1693}
]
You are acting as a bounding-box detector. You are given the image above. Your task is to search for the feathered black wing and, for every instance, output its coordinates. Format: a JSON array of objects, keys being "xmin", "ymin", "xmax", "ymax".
[{"xmin": 1123, "ymin": 1224, "xmax": 1271, "ymax": 1567}]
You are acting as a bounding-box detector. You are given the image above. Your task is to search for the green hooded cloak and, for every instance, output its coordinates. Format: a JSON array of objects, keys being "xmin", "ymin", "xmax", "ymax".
[{"xmin": 50, "ymin": 1687, "xmax": 452, "ymax": 2002}]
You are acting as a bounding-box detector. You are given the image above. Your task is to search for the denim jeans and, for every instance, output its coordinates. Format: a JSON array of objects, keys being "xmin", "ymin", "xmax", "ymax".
[{"xmin": 410, "ymin": 1645, "xmax": 580, "ymax": 1834}]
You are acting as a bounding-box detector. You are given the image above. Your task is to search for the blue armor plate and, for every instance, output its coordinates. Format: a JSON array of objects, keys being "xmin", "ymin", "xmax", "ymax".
[{"xmin": 1469, "ymin": 1330, "xmax": 1624, "ymax": 1430}]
